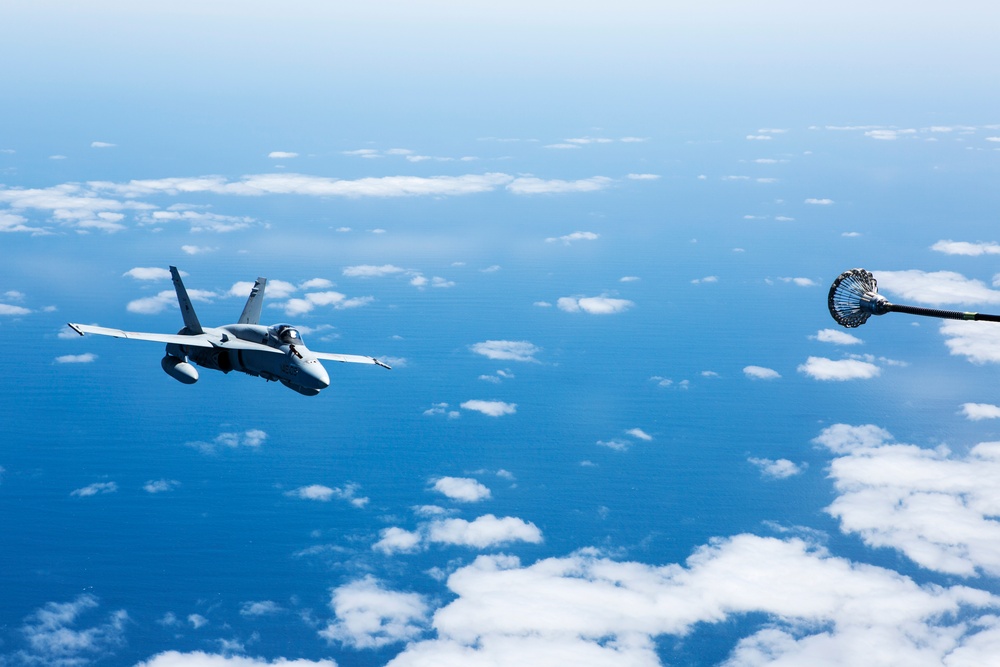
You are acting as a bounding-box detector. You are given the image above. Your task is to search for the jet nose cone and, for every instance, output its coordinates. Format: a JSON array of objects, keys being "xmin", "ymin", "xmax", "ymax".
[{"xmin": 300, "ymin": 361, "xmax": 330, "ymax": 390}]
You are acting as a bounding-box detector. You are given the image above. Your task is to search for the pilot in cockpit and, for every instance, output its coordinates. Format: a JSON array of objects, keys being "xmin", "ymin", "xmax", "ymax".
[{"xmin": 270, "ymin": 324, "xmax": 304, "ymax": 355}]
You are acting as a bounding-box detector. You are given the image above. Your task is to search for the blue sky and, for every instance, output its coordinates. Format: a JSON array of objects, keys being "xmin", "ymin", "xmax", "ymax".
[{"xmin": 4, "ymin": 2, "xmax": 1000, "ymax": 666}]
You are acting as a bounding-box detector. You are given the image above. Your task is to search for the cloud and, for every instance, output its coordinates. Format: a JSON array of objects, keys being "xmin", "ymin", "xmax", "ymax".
[
  {"xmin": 15, "ymin": 594, "xmax": 128, "ymax": 667},
  {"xmin": 55, "ymin": 353, "xmax": 97, "ymax": 364},
  {"xmin": 961, "ymin": 403, "xmax": 1000, "ymax": 420},
  {"xmin": 143, "ymin": 479, "xmax": 180, "ymax": 493},
  {"xmin": 932, "ymin": 240, "xmax": 1000, "ymax": 256},
  {"xmin": 0, "ymin": 183, "xmax": 151, "ymax": 232},
  {"xmin": 0, "ymin": 211, "xmax": 46, "ymax": 234},
  {"xmin": 71, "ymin": 481, "xmax": 117, "ymax": 497},
  {"xmin": 813, "ymin": 328, "xmax": 863, "ymax": 345},
  {"xmin": 343, "ymin": 264, "xmax": 406, "ymax": 278},
  {"xmin": 748, "ymin": 457, "xmax": 804, "ymax": 479},
  {"xmin": 373, "ymin": 527, "xmax": 423, "ymax": 555},
  {"xmin": 798, "ymin": 356, "xmax": 881, "ymax": 381},
  {"xmin": 239, "ymin": 601, "xmax": 283, "ymax": 617},
  {"xmin": 816, "ymin": 423, "xmax": 1000, "ymax": 576},
  {"xmin": 300, "ymin": 278, "xmax": 334, "ymax": 290},
  {"xmin": 187, "ymin": 613, "xmax": 208, "ymax": 629},
  {"xmin": 427, "ymin": 514, "xmax": 543, "ymax": 548},
  {"xmin": 691, "ymin": 276, "xmax": 718, "ymax": 284},
  {"xmin": 941, "ymin": 320, "xmax": 1000, "ymax": 364},
  {"xmin": 140, "ymin": 210, "xmax": 256, "ymax": 233},
  {"xmin": 267, "ymin": 151, "xmax": 299, "ymax": 159},
  {"xmin": 423, "ymin": 403, "xmax": 460, "ymax": 419},
  {"xmin": 564, "ymin": 137, "xmax": 613, "ymax": 145},
  {"xmin": 743, "ymin": 365, "xmax": 780, "ymax": 380},
  {"xmin": 90, "ymin": 141, "xmax": 116, "ymax": 148},
  {"xmin": 864, "ymin": 128, "xmax": 916, "ymax": 140},
  {"xmin": 875, "ymin": 269, "xmax": 1000, "ymax": 306},
  {"xmin": 545, "ymin": 231, "xmax": 599, "ymax": 244},
  {"xmin": 460, "ymin": 400, "xmax": 517, "ymax": 417},
  {"xmin": 626, "ymin": 428, "xmax": 652, "ymax": 441},
  {"xmin": 278, "ymin": 291, "xmax": 374, "ymax": 316},
  {"xmin": 804, "ymin": 198, "xmax": 834, "ymax": 205},
  {"xmin": 556, "ymin": 296, "xmax": 634, "ymax": 315},
  {"xmin": 127, "ymin": 287, "xmax": 216, "ymax": 315},
  {"xmin": 181, "ymin": 245, "xmax": 215, "ymax": 255},
  {"xmin": 626, "ymin": 173, "xmax": 659, "ymax": 180},
  {"xmin": 432, "ymin": 477, "xmax": 492, "ymax": 502},
  {"xmin": 469, "ymin": 340, "xmax": 540, "ymax": 362},
  {"xmin": 596, "ymin": 439, "xmax": 631, "ymax": 452},
  {"xmin": 124, "ymin": 267, "xmax": 172, "ymax": 280},
  {"xmin": 0, "ymin": 302, "xmax": 32, "ymax": 315},
  {"xmin": 386, "ymin": 534, "xmax": 997, "ymax": 667},
  {"xmin": 186, "ymin": 429, "xmax": 267, "ymax": 454},
  {"xmin": 137, "ymin": 652, "xmax": 337, "ymax": 666},
  {"xmin": 375, "ymin": 514, "xmax": 542, "ymax": 554},
  {"xmin": 319, "ymin": 576, "xmax": 430, "ymax": 649},
  {"xmin": 506, "ymin": 176, "xmax": 612, "ymax": 195},
  {"xmin": 98, "ymin": 172, "xmax": 517, "ymax": 199},
  {"xmin": 778, "ymin": 277, "xmax": 817, "ymax": 287},
  {"xmin": 126, "ymin": 290, "xmax": 178, "ymax": 315},
  {"xmin": 286, "ymin": 483, "xmax": 368, "ymax": 508},
  {"xmin": 229, "ymin": 279, "xmax": 296, "ymax": 300}
]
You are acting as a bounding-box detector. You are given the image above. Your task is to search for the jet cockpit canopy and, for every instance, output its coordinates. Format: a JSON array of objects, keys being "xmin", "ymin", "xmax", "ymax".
[{"xmin": 270, "ymin": 324, "xmax": 303, "ymax": 346}]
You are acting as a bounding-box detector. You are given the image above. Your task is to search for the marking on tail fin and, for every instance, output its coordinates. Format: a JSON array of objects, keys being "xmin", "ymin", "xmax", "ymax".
[
  {"xmin": 170, "ymin": 266, "xmax": 204, "ymax": 334},
  {"xmin": 238, "ymin": 277, "xmax": 267, "ymax": 325}
]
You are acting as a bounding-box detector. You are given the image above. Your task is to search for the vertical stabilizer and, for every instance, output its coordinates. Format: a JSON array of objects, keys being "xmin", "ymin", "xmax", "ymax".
[
  {"xmin": 170, "ymin": 266, "xmax": 204, "ymax": 334},
  {"xmin": 238, "ymin": 277, "xmax": 267, "ymax": 324}
]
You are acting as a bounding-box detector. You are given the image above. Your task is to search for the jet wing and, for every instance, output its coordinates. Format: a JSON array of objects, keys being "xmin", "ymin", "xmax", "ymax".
[
  {"xmin": 67, "ymin": 323, "xmax": 284, "ymax": 354},
  {"xmin": 312, "ymin": 351, "xmax": 392, "ymax": 369}
]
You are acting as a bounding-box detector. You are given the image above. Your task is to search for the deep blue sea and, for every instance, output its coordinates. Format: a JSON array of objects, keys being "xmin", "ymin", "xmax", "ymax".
[{"xmin": 4, "ymin": 113, "xmax": 1000, "ymax": 666}]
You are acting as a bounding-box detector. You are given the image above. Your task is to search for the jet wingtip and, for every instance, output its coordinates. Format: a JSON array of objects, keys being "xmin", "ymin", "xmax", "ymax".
[
  {"xmin": 67, "ymin": 323, "xmax": 84, "ymax": 336},
  {"xmin": 374, "ymin": 358, "xmax": 392, "ymax": 370}
]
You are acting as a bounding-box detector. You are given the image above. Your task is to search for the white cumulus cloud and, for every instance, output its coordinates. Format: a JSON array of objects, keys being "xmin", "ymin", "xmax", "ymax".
[
  {"xmin": 55, "ymin": 353, "xmax": 97, "ymax": 364},
  {"xmin": 320, "ymin": 576, "xmax": 430, "ymax": 649},
  {"xmin": 427, "ymin": 514, "xmax": 543, "ymax": 548},
  {"xmin": 813, "ymin": 328, "xmax": 863, "ymax": 345},
  {"xmin": 386, "ymin": 534, "xmax": 997, "ymax": 667},
  {"xmin": 432, "ymin": 477, "xmax": 492, "ymax": 503},
  {"xmin": 71, "ymin": 481, "xmax": 117, "ymax": 497},
  {"xmin": 556, "ymin": 296, "xmax": 633, "ymax": 315},
  {"xmin": 816, "ymin": 423, "xmax": 1000, "ymax": 576},
  {"xmin": 798, "ymin": 356, "xmax": 880, "ymax": 381},
  {"xmin": 545, "ymin": 231, "xmax": 599, "ymax": 244},
  {"xmin": 749, "ymin": 457, "xmax": 805, "ymax": 479},
  {"xmin": 932, "ymin": 240, "xmax": 1000, "ymax": 256},
  {"xmin": 941, "ymin": 320, "xmax": 1000, "ymax": 364},
  {"xmin": 743, "ymin": 365, "xmax": 781, "ymax": 380},
  {"xmin": 137, "ymin": 652, "xmax": 338, "ymax": 666},
  {"xmin": 286, "ymin": 483, "xmax": 368, "ymax": 508},
  {"xmin": 506, "ymin": 176, "xmax": 612, "ymax": 195},
  {"xmin": 124, "ymin": 267, "xmax": 172, "ymax": 280},
  {"xmin": 343, "ymin": 264, "xmax": 406, "ymax": 278},
  {"xmin": 961, "ymin": 403, "xmax": 1000, "ymax": 420},
  {"xmin": 460, "ymin": 400, "xmax": 517, "ymax": 417},
  {"xmin": 876, "ymin": 269, "xmax": 1000, "ymax": 306},
  {"xmin": 469, "ymin": 340, "xmax": 540, "ymax": 362}
]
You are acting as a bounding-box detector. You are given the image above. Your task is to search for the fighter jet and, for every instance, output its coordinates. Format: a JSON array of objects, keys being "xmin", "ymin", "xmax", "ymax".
[{"xmin": 68, "ymin": 267, "xmax": 390, "ymax": 396}]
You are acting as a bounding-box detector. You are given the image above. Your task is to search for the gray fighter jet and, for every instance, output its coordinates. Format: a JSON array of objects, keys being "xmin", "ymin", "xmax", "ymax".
[{"xmin": 68, "ymin": 267, "xmax": 390, "ymax": 396}]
